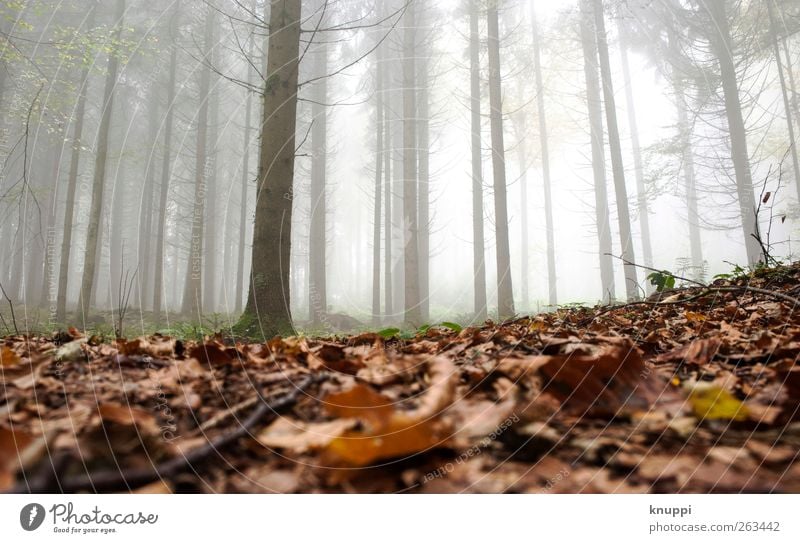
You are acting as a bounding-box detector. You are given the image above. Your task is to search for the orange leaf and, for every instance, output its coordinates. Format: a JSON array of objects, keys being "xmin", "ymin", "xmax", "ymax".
[{"xmin": 0, "ymin": 346, "xmax": 20, "ymax": 368}]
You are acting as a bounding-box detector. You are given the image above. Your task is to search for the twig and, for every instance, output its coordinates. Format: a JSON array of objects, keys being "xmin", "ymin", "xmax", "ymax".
[
  {"xmin": 605, "ymin": 253, "xmax": 706, "ymax": 287},
  {"xmin": 0, "ymin": 281, "xmax": 18, "ymax": 335},
  {"xmin": 6, "ymin": 374, "xmax": 320, "ymax": 493}
]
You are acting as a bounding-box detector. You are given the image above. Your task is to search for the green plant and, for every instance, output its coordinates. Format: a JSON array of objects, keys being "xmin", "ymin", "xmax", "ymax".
[{"xmin": 647, "ymin": 270, "xmax": 677, "ymax": 292}]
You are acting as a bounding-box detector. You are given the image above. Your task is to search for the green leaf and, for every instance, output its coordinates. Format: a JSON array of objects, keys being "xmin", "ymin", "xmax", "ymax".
[
  {"xmin": 439, "ymin": 321, "xmax": 463, "ymax": 332},
  {"xmin": 647, "ymin": 270, "xmax": 676, "ymax": 292},
  {"xmin": 377, "ymin": 327, "xmax": 400, "ymax": 339},
  {"xmin": 417, "ymin": 324, "xmax": 431, "ymax": 333}
]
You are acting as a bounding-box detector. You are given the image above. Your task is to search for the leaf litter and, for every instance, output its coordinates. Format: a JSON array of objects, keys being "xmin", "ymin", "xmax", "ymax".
[{"xmin": 2, "ymin": 265, "xmax": 800, "ymax": 493}]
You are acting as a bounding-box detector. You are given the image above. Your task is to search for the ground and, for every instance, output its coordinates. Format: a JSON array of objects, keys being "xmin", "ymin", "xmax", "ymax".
[{"xmin": 2, "ymin": 264, "xmax": 800, "ymax": 493}]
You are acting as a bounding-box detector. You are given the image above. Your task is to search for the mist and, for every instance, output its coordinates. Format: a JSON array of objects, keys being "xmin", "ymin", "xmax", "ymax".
[{"xmin": 0, "ymin": 0, "xmax": 798, "ymax": 336}]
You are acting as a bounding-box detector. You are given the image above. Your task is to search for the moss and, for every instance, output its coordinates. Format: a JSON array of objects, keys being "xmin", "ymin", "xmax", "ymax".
[{"xmin": 232, "ymin": 311, "xmax": 294, "ymax": 340}]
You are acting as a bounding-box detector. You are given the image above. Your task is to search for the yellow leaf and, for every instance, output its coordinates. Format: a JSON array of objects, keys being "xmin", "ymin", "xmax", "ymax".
[
  {"xmin": 685, "ymin": 311, "xmax": 707, "ymax": 322},
  {"xmin": 0, "ymin": 346, "xmax": 20, "ymax": 367},
  {"xmin": 688, "ymin": 386, "xmax": 749, "ymax": 421},
  {"xmin": 529, "ymin": 320, "xmax": 548, "ymax": 332}
]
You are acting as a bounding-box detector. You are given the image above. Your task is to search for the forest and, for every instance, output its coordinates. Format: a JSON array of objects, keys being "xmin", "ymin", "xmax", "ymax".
[{"xmin": 1, "ymin": 0, "xmax": 800, "ymax": 495}]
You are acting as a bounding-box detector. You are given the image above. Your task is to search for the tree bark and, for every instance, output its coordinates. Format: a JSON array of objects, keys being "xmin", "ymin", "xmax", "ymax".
[
  {"xmin": 76, "ymin": 0, "xmax": 125, "ymax": 320},
  {"xmin": 470, "ymin": 0, "xmax": 487, "ymax": 321},
  {"xmin": 487, "ymin": 2, "xmax": 514, "ymax": 319},
  {"xmin": 593, "ymin": 0, "xmax": 638, "ymax": 300},
  {"xmin": 579, "ymin": 0, "xmax": 615, "ymax": 303},
  {"xmin": 240, "ymin": 0, "xmax": 301, "ymax": 337},
  {"xmin": 531, "ymin": 0, "xmax": 557, "ymax": 308}
]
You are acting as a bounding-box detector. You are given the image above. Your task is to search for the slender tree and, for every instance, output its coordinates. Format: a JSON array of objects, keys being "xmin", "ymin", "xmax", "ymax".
[
  {"xmin": 76, "ymin": 0, "xmax": 125, "ymax": 319},
  {"xmin": 469, "ymin": 0, "xmax": 487, "ymax": 321},
  {"xmin": 579, "ymin": 0, "xmax": 615, "ymax": 302},
  {"xmin": 372, "ymin": 43, "xmax": 384, "ymax": 325},
  {"xmin": 593, "ymin": 0, "xmax": 638, "ymax": 300},
  {"xmin": 152, "ymin": 1, "xmax": 179, "ymax": 322},
  {"xmin": 402, "ymin": 1, "xmax": 421, "ymax": 325},
  {"xmin": 309, "ymin": 38, "xmax": 328, "ymax": 326},
  {"xmin": 56, "ymin": 3, "xmax": 96, "ymax": 323},
  {"xmin": 702, "ymin": 0, "xmax": 760, "ymax": 265},
  {"xmin": 530, "ymin": 0, "xmax": 556, "ymax": 307},
  {"xmin": 181, "ymin": 5, "xmax": 215, "ymax": 316},
  {"xmin": 618, "ymin": 24, "xmax": 654, "ymax": 274},
  {"xmin": 487, "ymin": 1, "xmax": 514, "ymax": 318}
]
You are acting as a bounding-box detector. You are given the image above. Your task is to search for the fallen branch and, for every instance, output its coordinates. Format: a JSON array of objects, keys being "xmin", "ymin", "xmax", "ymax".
[{"xmin": 6, "ymin": 374, "xmax": 320, "ymax": 493}]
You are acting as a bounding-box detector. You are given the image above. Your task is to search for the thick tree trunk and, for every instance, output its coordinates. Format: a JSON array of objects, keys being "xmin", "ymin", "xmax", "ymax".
[
  {"xmin": 402, "ymin": 3, "xmax": 420, "ymax": 325},
  {"xmin": 76, "ymin": 0, "xmax": 124, "ymax": 320},
  {"xmin": 152, "ymin": 3, "xmax": 179, "ymax": 323},
  {"xmin": 531, "ymin": 0, "xmax": 557, "ymax": 308},
  {"xmin": 372, "ymin": 45, "xmax": 383, "ymax": 325},
  {"xmin": 618, "ymin": 27, "xmax": 654, "ymax": 276},
  {"xmin": 181, "ymin": 6, "xmax": 215, "ymax": 317},
  {"xmin": 487, "ymin": 3, "xmax": 514, "ymax": 319},
  {"xmin": 767, "ymin": 2, "xmax": 800, "ymax": 198},
  {"xmin": 470, "ymin": 0, "xmax": 487, "ymax": 321},
  {"xmin": 240, "ymin": 0, "xmax": 301, "ymax": 337},
  {"xmin": 593, "ymin": 0, "xmax": 638, "ymax": 300},
  {"xmin": 703, "ymin": 0, "xmax": 760, "ymax": 265},
  {"xmin": 579, "ymin": 0, "xmax": 615, "ymax": 303},
  {"xmin": 309, "ymin": 41, "xmax": 328, "ymax": 326}
]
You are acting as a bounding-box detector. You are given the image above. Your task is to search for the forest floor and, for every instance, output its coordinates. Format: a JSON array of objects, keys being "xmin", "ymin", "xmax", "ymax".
[{"xmin": 2, "ymin": 264, "xmax": 800, "ymax": 493}]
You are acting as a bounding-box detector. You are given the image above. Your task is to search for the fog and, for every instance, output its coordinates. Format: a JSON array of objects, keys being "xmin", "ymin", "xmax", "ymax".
[{"xmin": 0, "ymin": 0, "xmax": 798, "ymax": 335}]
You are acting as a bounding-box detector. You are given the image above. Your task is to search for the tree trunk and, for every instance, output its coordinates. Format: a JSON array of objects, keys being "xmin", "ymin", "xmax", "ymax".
[
  {"xmin": 76, "ymin": 0, "xmax": 124, "ymax": 320},
  {"xmin": 417, "ymin": 73, "xmax": 430, "ymax": 324},
  {"xmin": 309, "ymin": 40, "xmax": 328, "ymax": 326},
  {"xmin": 152, "ymin": 2, "xmax": 179, "ymax": 323},
  {"xmin": 181, "ymin": 6, "xmax": 215, "ymax": 316},
  {"xmin": 673, "ymin": 77, "xmax": 704, "ymax": 281},
  {"xmin": 204, "ymin": 48, "xmax": 220, "ymax": 314},
  {"xmin": 371, "ymin": 45, "xmax": 383, "ymax": 325},
  {"xmin": 383, "ymin": 56, "xmax": 393, "ymax": 319},
  {"xmin": 56, "ymin": 4, "xmax": 94, "ymax": 323},
  {"xmin": 531, "ymin": 0, "xmax": 557, "ymax": 308},
  {"xmin": 137, "ymin": 87, "xmax": 159, "ymax": 310},
  {"xmin": 236, "ymin": 12, "xmax": 256, "ymax": 316},
  {"xmin": 768, "ymin": 2, "xmax": 800, "ymax": 198},
  {"xmin": 402, "ymin": 3, "xmax": 420, "ymax": 325},
  {"xmin": 618, "ymin": 26, "xmax": 654, "ymax": 276},
  {"xmin": 593, "ymin": 0, "xmax": 638, "ymax": 300},
  {"xmin": 579, "ymin": 0, "xmax": 615, "ymax": 303},
  {"xmin": 703, "ymin": 0, "xmax": 760, "ymax": 265},
  {"xmin": 487, "ymin": 2, "xmax": 514, "ymax": 319},
  {"xmin": 240, "ymin": 0, "xmax": 301, "ymax": 337},
  {"xmin": 470, "ymin": 0, "xmax": 487, "ymax": 321}
]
